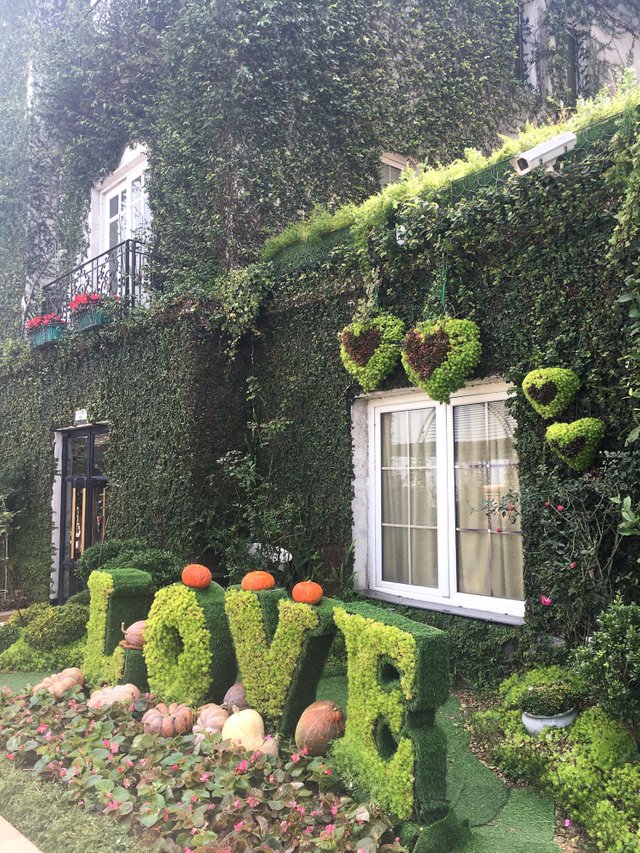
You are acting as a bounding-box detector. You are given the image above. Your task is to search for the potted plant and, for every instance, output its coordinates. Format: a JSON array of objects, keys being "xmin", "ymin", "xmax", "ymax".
[
  {"xmin": 69, "ymin": 293, "xmax": 116, "ymax": 331},
  {"xmin": 24, "ymin": 313, "xmax": 67, "ymax": 348},
  {"xmin": 521, "ymin": 681, "xmax": 581, "ymax": 735}
]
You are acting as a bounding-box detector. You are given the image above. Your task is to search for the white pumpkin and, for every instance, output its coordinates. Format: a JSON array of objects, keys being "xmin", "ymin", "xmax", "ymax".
[{"xmin": 221, "ymin": 708, "xmax": 265, "ymax": 751}]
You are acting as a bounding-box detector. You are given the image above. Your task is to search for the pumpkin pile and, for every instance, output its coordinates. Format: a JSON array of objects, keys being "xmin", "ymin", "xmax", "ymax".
[
  {"xmin": 32, "ymin": 667, "xmax": 85, "ymax": 699},
  {"xmin": 142, "ymin": 702, "xmax": 193, "ymax": 736},
  {"xmin": 87, "ymin": 683, "xmax": 141, "ymax": 710}
]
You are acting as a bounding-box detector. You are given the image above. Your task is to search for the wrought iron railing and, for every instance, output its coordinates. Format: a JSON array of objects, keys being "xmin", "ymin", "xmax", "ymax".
[{"xmin": 30, "ymin": 239, "xmax": 159, "ymax": 324}]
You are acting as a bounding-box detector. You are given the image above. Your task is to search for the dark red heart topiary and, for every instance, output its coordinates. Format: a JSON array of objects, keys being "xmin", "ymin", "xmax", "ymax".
[
  {"xmin": 403, "ymin": 328, "xmax": 451, "ymax": 380},
  {"xmin": 341, "ymin": 327, "xmax": 381, "ymax": 367}
]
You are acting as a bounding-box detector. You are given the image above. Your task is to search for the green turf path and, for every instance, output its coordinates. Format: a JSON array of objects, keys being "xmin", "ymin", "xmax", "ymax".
[{"xmin": 317, "ymin": 673, "xmax": 559, "ymax": 852}]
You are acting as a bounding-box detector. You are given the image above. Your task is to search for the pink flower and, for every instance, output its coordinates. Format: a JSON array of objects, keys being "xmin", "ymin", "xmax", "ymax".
[
  {"xmin": 37, "ymin": 723, "xmax": 48, "ymax": 733},
  {"xmin": 323, "ymin": 823, "xmax": 336, "ymax": 836},
  {"xmin": 199, "ymin": 772, "xmax": 210, "ymax": 782},
  {"xmin": 102, "ymin": 739, "xmax": 110, "ymax": 748},
  {"xmin": 191, "ymin": 795, "xmax": 198, "ymax": 803},
  {"xmin": 280, "ymin": 820, "xmax": 288, "ymax": 831},
  {"xmin": 110, "ymin": 743, "xmax": 119, "ymax": 754},
  {"xmin": 233, "ymin": 820, "xmax": 244, "ymax": 831},
  {"xmin": 544, "ymin": 501, "xmax": 551, "ymax": 507},
  {"xmin": 557, "ymin": 504, "xmax": 565, "ymax": 511},
  {"xmin": 291, "ymin": 753, "xmax": 300, "ymax": 763},
  {"xmin": 495, "ymin": 527, "xmax": 503, "ymax": 534},
  {"xmin": 541, "ymin": 595, "xmax": 553, "ymax": 606},
  {"xmin": 5, "ymin": 753, "xmax": 14, "ymax": 761},
  {"xmin": 170, "ymin": 763, "xmax": 179, "ymax": 771},
  {"xmin": 570, "ymin": 562, "xmax": 577, "ymax": 569},
  {"xmin": 236, "ymin": 759, "xmax": 249, "ymax": 775},
  {"xmin": 300, "ymin": 746, "xmax": 309, "ymax": 755},
  {"xmin": 232, "ymin": 799, "xmax": 242, "ymax": 809},
  {"xmin": 184, "ymin": 848, "xmax": 194, "ymax": 853},
  {"xmin": 247, "ymin": 796, "xmax": 259, "ymax": 808},
  {"xmin": 325, "ymin": 768, "xmax": 332, "ymax": 775},
  {"xmin": 331, "ymin": 804, "xmax": 339, "ymax": 817},
  {"xmin": 564, "ymin": 818, "xmax": 571, "ymax": 828}
]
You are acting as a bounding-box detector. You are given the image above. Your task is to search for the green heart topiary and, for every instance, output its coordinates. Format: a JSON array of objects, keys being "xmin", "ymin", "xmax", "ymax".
[
  {"xmin": 545, "ymin": 418, "xmax": 605, "ymax": 471},
  {"xmin": 522, "ymin": 368, "xmax": 580, "ymax": 419},
  {"xmin": 339, "ymin": 313, "xmax": 404, "ymax": 393},
  {"xmin": 401, "ymin": 316, "xmax": 481, "ymax": 404}
]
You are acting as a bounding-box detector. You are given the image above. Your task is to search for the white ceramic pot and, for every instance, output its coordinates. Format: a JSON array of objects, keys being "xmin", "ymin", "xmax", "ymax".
[{"xmin": 522, "ymin": 707, "xmax": 577, "ymax": 735}]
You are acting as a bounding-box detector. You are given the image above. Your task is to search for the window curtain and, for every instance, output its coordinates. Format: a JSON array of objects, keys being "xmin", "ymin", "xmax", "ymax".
[
  {"xmin": 381, "ymin": 408, "xmax": 438, "ymax": 587},
  {"xmin": 454, "ymin": 401, "xmax": 523, "ymax": 600}
]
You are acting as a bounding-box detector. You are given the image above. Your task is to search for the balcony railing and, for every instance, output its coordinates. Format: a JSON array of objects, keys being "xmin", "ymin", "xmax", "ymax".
[{"xmin": 30, "ymin": 239, "xmax": 160, "ymax": 324}]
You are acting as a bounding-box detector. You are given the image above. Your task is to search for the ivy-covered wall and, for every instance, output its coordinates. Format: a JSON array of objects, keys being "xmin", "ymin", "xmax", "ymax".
[{"xmin": 0, "ymin": 310, "xmax": 245, "ymax": 600}]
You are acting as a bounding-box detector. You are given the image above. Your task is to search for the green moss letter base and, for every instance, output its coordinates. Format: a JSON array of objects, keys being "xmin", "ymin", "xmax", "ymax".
[
  {"xmin": 225, "ymin": 588, "xmax": 337, "ymax": 733},
  {"xmin": 332, "ymin": 602, "xmax": 449, "ymax": 823},
  {"xmin": 144, "ymin": 582, "xmax": 236, "ymax": 706},
  {"xmin": 84, "ymin": 569, "xmax": 152, "ymax": 687}
]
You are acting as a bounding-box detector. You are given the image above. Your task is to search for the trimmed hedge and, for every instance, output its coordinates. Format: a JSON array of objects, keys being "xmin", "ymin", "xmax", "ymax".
[{"xmin": 23, "ymin": 603, "xmax": 89, "ymax": 651}]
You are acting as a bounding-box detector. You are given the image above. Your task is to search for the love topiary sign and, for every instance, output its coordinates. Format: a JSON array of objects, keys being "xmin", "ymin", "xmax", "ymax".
[{"xmin": 84, "ymin": 569, "xmax": 454, "ymax": 842}]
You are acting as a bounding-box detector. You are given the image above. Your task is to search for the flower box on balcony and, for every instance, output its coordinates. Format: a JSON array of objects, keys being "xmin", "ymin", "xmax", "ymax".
[
  {"xmin": 25, "ymin": 314, "xmax": 67, "ymax": 349},
  {"xmin": 72, "ymin": 306, "xmax": 109, "ymax": 331}
]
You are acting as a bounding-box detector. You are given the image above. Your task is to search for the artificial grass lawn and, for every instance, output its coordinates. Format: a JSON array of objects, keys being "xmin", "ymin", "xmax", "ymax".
[
  {"xmin": 0, "ymin": 671, "xmax": 47, "ymax": 693},
  {"xmin": 0, "ymin": 757, "xmax": 143, "ymax": 853},
  {"xmin": 319, "ymin": 673, "xmax": 559, "ymax": 852},
  {"xmin": 0, "ymin": 668, "xmax": 559, "ymax": 852}
]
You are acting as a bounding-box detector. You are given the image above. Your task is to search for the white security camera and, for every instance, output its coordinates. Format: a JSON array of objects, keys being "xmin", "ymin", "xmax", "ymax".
[{"xmin": 510, "ymin": 131, "xmax": 577, "ymax": 177}]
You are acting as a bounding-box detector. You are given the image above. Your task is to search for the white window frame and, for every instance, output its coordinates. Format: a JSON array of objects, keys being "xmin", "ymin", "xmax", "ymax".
[
  {"xmin": 355, "ymin": 379, "xmax": 525, "ymax": 624},
  {"xmin": 88, "ymin": 144, "xmax": 149, "ymax": 259}
]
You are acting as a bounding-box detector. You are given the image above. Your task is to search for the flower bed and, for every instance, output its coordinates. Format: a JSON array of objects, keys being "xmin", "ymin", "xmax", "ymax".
[
  {"xmin": 0, "ymin": 684, "xmax": 404, "ymax": 852},
  {"xmin": 24, "ymin": 314, "xmax": 66, "ymax": 348}
]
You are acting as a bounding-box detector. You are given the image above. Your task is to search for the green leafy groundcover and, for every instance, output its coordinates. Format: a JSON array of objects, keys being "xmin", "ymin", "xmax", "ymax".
[{"xmin": 0, "ymin": 685, "xmax": 404, "ymax": 852}]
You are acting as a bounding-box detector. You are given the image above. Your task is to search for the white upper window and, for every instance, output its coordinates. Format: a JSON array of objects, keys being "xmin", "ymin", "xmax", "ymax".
[
  {"xmin": 89, "ymin": 144, "xmax": 151, "ymax": 258},
  {"xmin": 354, "ymin": 380, "xmax": 524, "ymax": 623}
]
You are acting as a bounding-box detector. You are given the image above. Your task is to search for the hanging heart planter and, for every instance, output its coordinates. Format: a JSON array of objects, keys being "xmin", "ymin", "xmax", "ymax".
[
  {"xmin": 545, "ymin": 418, "xmax": 605, "ymax": 471},
  {"xmin": 339, "ymin": 313, "xmax": 404, "ymax": 393},
  {"xmin": 522, "ymin": 368, "xmax": 580, "ymax": 419},
  {"xmin": 401, "ymin": 316, "xmax": 481, "ymax": 404}
]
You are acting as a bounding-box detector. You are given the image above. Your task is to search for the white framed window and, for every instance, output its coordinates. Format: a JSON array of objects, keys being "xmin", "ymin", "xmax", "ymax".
[
  {"xmin": 354, "ymin": 380, "xmax": 524, "ymax": 623},
  {"xmin": 88, "ymin": 144, "xmax": 151, "ymax": 258}
]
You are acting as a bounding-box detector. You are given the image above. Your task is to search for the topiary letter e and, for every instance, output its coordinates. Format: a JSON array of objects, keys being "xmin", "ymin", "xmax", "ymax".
[{"xmin": 332, "ymin": 602, "xmax": 450, "ymax": 824}]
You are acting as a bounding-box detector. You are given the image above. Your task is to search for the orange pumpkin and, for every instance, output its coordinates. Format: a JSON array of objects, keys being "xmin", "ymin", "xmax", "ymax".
[
  {"xmin": 181, "ymin": 563, "xmax": 212, "ymax": 589},
  {"xmin": 292, "ymin": 581, "xmax": 323, "ymax": 605},
  {"xmin": 142, "ymin": 702, "xmax": 193, "ymax": 737},
  {"xmin": 241, "ymin": 570, "xmax": 275, "ymax": 591},
  {"xmin": 295, "ymin": 700, "xmax": 345, "ymax": 756}
]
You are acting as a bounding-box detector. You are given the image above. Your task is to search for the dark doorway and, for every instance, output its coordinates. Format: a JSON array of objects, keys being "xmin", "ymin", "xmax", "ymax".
[{"xmin": 58, "ymin": 425, "xmax": 109, "ymax": 602}]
